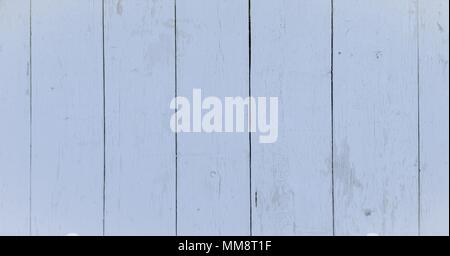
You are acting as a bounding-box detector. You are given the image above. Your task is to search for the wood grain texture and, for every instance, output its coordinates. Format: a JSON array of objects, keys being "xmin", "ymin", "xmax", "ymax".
[
  {"xmin": 31, "ymin": 0, "xmax": 104, "ymax": 235},
  {"xmin": 251, "ymin": 0, "xmax": 333, "ymax": 235},
  {"xmin": 0, "ymin": 0, "xmax": 448, "ymax": 236},
  {"xmin": 104, "ymin": 0, "xmax": 176, "ymax": 235},
  {"xmin": 333, "ymin": 0, "xmax": 419, "ymax": 235},
  {"xmin": 419, "ymin": 0, "xmax": 449, "ymax": 236},
  {"xmin": 0, "ymin": 0, "xmax": 30, "ymax": 235},
  {"xmin": 176, "ymin": 0, "xmax": 250, "ymax": 235}
]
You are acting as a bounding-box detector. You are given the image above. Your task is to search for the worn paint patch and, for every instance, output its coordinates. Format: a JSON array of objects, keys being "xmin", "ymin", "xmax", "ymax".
[
  {"xmin": 116, "ymin": 0, "xmax": 123, "ymax": 16},
  {"xmin": 334, "ymin": 138, "xmax": 363, "ymax": 205}
]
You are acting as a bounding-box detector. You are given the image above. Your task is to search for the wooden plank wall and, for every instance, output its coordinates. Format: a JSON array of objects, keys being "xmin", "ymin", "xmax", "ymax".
[
  {"xmin": 104, "ymin": 0, "xmax": 176, "ymax": 236},
  {"xmin": 0, "ymin": 0, "xmax": 30, "ymax": 235},
  {"xmin": 30, "ymin": 0, "xmax": 104, "ymax": 235},
  {"xmin": 251, "ymin": 0, "xmax": 333, "ymax": 235},
  {"xmin": 176, "ymin": 0, "xmax": 250, "ymax": 235},
  {"xmin": 0, "ymin": 0, "xmax": 448, "ymax": 236},
  {"xmin": 333, "ymin": 0, "xmax": 419, "ymax": 235},
  {"xmin": 419, "ymin": 0, "xmax": 449, "ymax": 236}
]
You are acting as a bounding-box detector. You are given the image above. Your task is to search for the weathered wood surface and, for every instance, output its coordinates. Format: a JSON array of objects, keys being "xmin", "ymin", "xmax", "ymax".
[
  {"xmin": 251, "ymin": 0, "xmax": 333, "ymax": 235},
  {"xmin": 418, "ymin": 0, "xmax": 449, "ymax": 236},
  {"xmin": 31, "ymin": 0, "xmax": 104, "ymax": 235},
  {"xmin": 104, "ymin": 0, "xmax": 176, "ymax": 236},
  {"xmin": 0, "ymin": 0, "xmax": 447, "ymax": 236},
  {"xmin": 333, "ymin": 0, "xmax": 419, "ymax": 235},
  {"xmin": 0, "ymin": 0, "xmax": 30, "ymax": 236}
]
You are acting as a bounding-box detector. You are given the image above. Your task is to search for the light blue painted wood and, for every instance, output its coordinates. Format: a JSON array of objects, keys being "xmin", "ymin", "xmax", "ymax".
[
  {"xmin": 419, "ymin": 0, "xmax": 449, "ymax": 236},
  {"xmin": 31, "ymin": 0, "xmax": 104, "ymax": 235},
  {"xmin": 104, "ymin": 0, "xmax": 176, "ymax": 235},
  {"xmin": 0, "ymin": 0, "xmax": 30, "ymax": 236},
  {"xmin": 0, "ymin": 0, "xmax": 448, "ymax": 236},
  {"xmin": 176, "ymin": 0, "xmax": 250, "ymax": 235},
  {"xmin": 334, "ymin": 0, "xmax": 419, "ymax": 235},
  {"xmin": 251, "ymin": 0, "xmax": 333, "ymax": 235}
]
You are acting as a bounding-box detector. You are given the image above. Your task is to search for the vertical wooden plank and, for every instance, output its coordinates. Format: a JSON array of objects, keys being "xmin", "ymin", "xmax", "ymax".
[
  {"xmin": 419, "ymin": 0, "xmax": 449, "ymax": 236},
  {"xmin": 104, "ymin": 0, "xmax": 175, "ymax": 235},
  {"xmin": 251, "ymin": 0, "xmax": 333, "ymax": 235},
  {"xmin": 0, "ymin": 0, "xmax": 30, "ymax": 235},
  {"xmin": 177, "ymin": 0, "xmax": 250, "ymax": 235},
  {"xmin": 31, "ymin": 0, "xmax": 103, "ymax": 235},
  {"xmin": 334, "ymin": 0, "xmax": 419, "ymax": 235}
]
